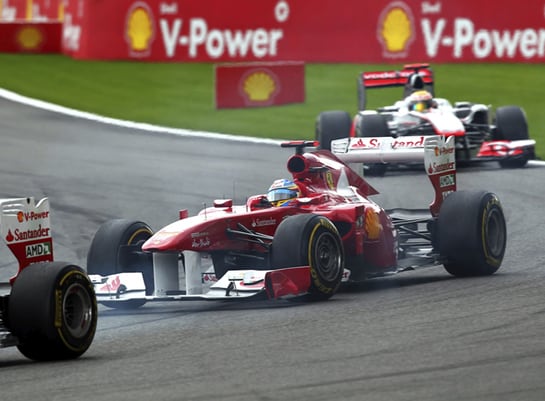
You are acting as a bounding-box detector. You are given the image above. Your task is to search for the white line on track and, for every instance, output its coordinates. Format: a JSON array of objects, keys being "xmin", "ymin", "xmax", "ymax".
[
  {"xmin": 1, "ymin": 87, "xmax": 543, "ymax": 166},
  {"xmin": 0, "ymin": 88, "xmax": 282, "ymax": 145}
]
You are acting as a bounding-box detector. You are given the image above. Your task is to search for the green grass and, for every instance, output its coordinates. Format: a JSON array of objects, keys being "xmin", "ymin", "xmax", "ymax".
[{"xmin": 0, "ymin": 54, "xmax": 542, "ymax": 157}]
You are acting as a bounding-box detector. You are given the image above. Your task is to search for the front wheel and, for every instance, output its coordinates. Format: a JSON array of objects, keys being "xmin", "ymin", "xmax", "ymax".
[
  {"xmin": 355, "ymin": 114, "xmax": 391, "ymax": 176},
  {"xmin": 437, "ymin": 191, "xmax": 506, "ymax": 276},
  {"xmin": 315, "ymin": 110, "xmax": 352, "ymax": 151},
  {"xmin": 270, "ymin": 214, "xmax": 344, "ymax": 301},
  {"xmin": 87, "ymin": 219, "xmax": 154, "ymax": 308},
  {"xmin": 493, "ymin": 106, "xmax": 530, "ymax": 168},
  {"xmin": 9, "ymin": 262, "xmax": 97, "ymax": 361}
]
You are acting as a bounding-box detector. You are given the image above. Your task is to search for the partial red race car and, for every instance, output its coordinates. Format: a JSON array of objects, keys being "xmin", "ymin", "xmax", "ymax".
[
  {"xmin": 0, "ymin": 197, "xmax": 97, "ymax": 361},
  {"xmin": 87, "ymin": 135, "xmax": 507, "ymax": 309},
  {"xmin": 316, "ymin": 63, "xmax": 536, "ymax": 175}
]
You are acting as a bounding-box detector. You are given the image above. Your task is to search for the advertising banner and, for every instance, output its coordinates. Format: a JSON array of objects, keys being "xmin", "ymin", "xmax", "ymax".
[
  {"xmin": 215, "ymin": 61, "xmax": 305, "ymax": 109},
  {"xmin": 5, "ymin": 0, "xmax": 544, "ymax": 63},
  {"xmin": 0, "ymin": 21, "xmax": 62, "ymax": 52}
]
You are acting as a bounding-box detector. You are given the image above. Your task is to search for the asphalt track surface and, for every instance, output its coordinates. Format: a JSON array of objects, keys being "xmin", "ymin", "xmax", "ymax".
[{"xmin": 1, "ymin": 94, "xmax": 545, "ymax": 401}]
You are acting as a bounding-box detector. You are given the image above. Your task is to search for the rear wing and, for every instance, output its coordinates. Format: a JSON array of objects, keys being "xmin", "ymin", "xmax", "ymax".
[
  {"xmin": 331, "ymin": 135, "xmax": 456, "ymax": 216},
  {"xmin": 358, "ymin": 63, "xmax": 434, "ymax": 110},
  {"xmin": 0, "ymin": 197, "xmax": 53, "ymax": 283}
]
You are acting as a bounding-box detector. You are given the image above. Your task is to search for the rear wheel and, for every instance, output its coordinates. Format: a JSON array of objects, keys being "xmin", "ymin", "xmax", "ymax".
[
  {"xmin": 493, "ymin": 106, "xmax": 530, "ymax": 168},
  {"xmin": 9, "ymin": 262, "xmax": 97, "ymax": 361},
  {"xmin": 355, "ymin": 113, "xmax": 391, "ymax": 176},
  {"xmin": 315, "ymin": 110, "xmax": 352, "ymax": 151},
  {"xmin": 270, "ymin": 214, "xmax": 344, "ymax": 301},
  {"xmin": 87, "ymin": 219, "xmax": 153, "ymax": 308},
  {"xmin": 437, "ymin": 191, "xmax": 506, "ymax": 276}
]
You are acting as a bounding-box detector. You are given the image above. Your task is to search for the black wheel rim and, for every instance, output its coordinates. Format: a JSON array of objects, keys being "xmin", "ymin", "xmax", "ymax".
[
  {"xmin": 64, "ymin": 283, "xmax": 95, "ymax": 339},
  {"xmin": 312, "ymin": 231, "xmax": 342, "ymax": 281},
  {"xmin": 485, "ymin": 208, "xmax": 505, "ymax": 258}
]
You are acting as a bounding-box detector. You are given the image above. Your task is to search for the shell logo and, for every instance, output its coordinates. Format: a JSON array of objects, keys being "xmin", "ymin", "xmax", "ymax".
[
  {"xmin": 377, "ymin": 1, "xmax": 415, "ymax": 58},
  {"xmin": 241, "ymin": 69, "xmax": 280, "ymax": 105},
  {"xmin": 364, "ymin": 208, "xmax": 383, "ymax": 241},
  {"xmin": 125, "ymin": 1, "xmax": 156, "ymax": 57},
  {"xmin": 16, "ymin": 26, "xmax": 43, "ymax": 50},
  {"xmin": 17, "ymin": 211, "xmax": 24, "ymax": 223}
]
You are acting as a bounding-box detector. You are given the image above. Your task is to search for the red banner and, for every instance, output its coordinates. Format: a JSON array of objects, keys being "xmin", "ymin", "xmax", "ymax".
[
  {"xmin": 0, "ymin": 21, "xmax": 62, "ymax": 52},
  {"xmin": 4, "ymin": 0, "xmax": 545, "ymax": 63},
  {"xmin": 0, "ymin": 0, "xmax": 63, "ymax": 21},
  {"xmin": 215, "ymin": 61, "xmax": 304, "ymax": 109}
]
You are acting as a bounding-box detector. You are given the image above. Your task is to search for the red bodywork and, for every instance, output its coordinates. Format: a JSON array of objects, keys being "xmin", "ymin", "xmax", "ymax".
[{"xmin": 143, "ymin": 148, "xmax": 398, "ymax": 272}]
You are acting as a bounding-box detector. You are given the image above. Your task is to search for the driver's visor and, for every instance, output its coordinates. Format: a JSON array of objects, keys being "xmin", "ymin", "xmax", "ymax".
[{"xmin": 267, "ymin": 189, "xmax": 298, "ymax": 202}]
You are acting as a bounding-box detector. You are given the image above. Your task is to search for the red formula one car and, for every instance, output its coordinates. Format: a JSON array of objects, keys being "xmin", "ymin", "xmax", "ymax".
[
  {"xmin": 316, "ymin": 63, "xmax": 536, "ymax": 175},
  {"xmin": 87, "ymin": 135, "xmax": 507, "ymax": 309},
  {"xmin": 0, "ymin": 197, "xmax": 97, "ymax": 360}
]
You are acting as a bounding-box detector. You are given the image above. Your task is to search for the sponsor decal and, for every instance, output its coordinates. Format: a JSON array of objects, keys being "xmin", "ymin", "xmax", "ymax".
[
  {"xmin": 191, "ymin": 231, "xmax": 211, "ymax": 248},
  {"xmin": 325, "ymin": 171, "xmax": 335, "ymax": 190},
  {"xmin": 126, "ymin": 1, "xmax": 156, "ymax": 57},
  {"xmin": 251, "ymin": 217, "xmax": 276, "ymax": 227},
  {"xmin": 5, "ymin": 225, "xmax": 51, "ymax": 243},
  {"xmin": 350, "ymin": 136, "xmax": 425, "ymax": 149},
  {"xmin": 428, "ymin": 161, "xmax": 455, "ymax": 174},
  {"xmin": 434, "ymin": 145, "xmax": 455, "ymax": 156},
  {"xmin": 16, "ymin": 25, "xmax": 43, "ymax": 50},
  {"xmin": 439, "ymin": 173, "xmax": 455, "ymax": 188},
  {"xmin": 377, "ymin": 1, "xmax": 415, "ymax": 58},
  {"xmin": 191, "ymin": 237, "xmax": 211, "ymax": 248},
  {"xmin": 25, "ymin": 241, "xmax": 52, "ymax": 258},
  {"xmin": 364, "ymin": 208, "xmax": 382, "ymax": 240},
  {"xmin": 191, "ymin": 231, "xmax": 209, "ymax": 238},
  {"xmin": 201, "ymin": 272, "xmax": 217, "ymax": 283},
  {"xmin": 17, "ymin": 210, "xmax": 50, "ymax": 222},
  {"xmin": 99, "ymin": 275, "xmax": 121, "ymax": 293}
]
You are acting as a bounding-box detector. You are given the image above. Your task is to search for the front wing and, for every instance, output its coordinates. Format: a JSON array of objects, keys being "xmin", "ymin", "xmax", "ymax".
[
  {"xmin": 475, "ymin": 139, "xmax": 536, "ymax": 161},
  {"xmin": 89, "ymin": 266, "xmax": 315, "ymax": 304}
]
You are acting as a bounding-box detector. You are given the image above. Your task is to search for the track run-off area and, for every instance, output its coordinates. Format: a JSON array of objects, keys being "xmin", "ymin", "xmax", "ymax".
[{"xmin": 1, "ymin": 89, "xmax": 545, "ymax": 401}]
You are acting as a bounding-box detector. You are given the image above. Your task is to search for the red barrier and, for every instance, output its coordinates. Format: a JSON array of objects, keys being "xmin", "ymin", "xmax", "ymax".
[
  {"xmin": 215, "ymin": 61, "xmax": 304, "ymax": 109},
  {"xmin": 5, "ymin": 0, "xmax": 545, "ymax": 63},
  {"xmin": 0, "ymin": 22, "xmax": 62, "ymax": 53}
]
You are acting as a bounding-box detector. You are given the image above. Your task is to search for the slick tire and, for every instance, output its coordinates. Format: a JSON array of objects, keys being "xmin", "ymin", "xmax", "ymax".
[
  {"xmin": 437, "ymin": 191, "xmax": 506, "ymax": 277},
  {"xmin": 355, "ymin": 113, "xmax": 391, "ymax": 176},
  {"xmin": 493, "ymin": 106, "xmax": 530, "ymax": 168},
  {"xmin": 9, "ymin": 262, "xmax": 97, "ymax": 361},
  {"xmin": 315, "ymin": 110, "xmax": 352, "ymax": 151},
  {"xmin": 87, "ymin": 219, "xmax": 153, "ymax": 306},
  {"xmin": 271, "ymin": 214, "xmax": 344, "ymax": 301}
]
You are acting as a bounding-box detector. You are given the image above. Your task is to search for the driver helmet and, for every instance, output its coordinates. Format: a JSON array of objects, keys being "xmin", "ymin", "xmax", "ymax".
[
  {"xmin": 407, "ymin": 90, "xmax": 434, "ymax": 112},
  {"xmin": 267, "ymin": 178, "xmax": 300, "ymax": 207}
]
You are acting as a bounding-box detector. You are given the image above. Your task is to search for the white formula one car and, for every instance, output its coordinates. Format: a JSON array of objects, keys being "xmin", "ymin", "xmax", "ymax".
[
  {"xmin": 317, "ymin": 63, "xmax": 536, "ymax": 175},
  {"xmin": 0, "ymin": 197, "xmax": 97, "ymax": 361}
]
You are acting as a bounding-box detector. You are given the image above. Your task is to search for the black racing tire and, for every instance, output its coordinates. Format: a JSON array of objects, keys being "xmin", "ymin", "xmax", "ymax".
[
  {"xmin": 493, "ymin": 106, "xmax": 530, "ymax": 168},
  {"xmin": 270, "ymin": 214, "xmax": 344, "ymax": 301},
  {"xmin": 87, "ymin": 219, "xmax": 153, "ymax": 307},
  {"xmin": 9, "ymin": 262, "xmax": 97, "ymax": 361},
  {"xmin": 437, "ymin": 191, "xmax": 506, "ymax": 277},
  {"xmin": 315, "ymin": 110, "xmax": 352, "ymax": 151},
  {"xmin": 355, "ymin": 113, "xmax": 391, "ymax": 176}
]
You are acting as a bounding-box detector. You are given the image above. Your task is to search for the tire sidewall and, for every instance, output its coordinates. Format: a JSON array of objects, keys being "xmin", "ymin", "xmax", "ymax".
[
  {"xmin": 304, "ymin": 217, "xmax": 344, "ymax": 296},
  {"xmin": 438, "ymin": 191, "xmax": 506, "ymax": 276},
  {"xmin": 9, "ymin": 262, "xmax": 97, "ymax": 360},
  {"xmin": 271, "ymin": 214, "xmax": 344, "ymax": 299}
]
